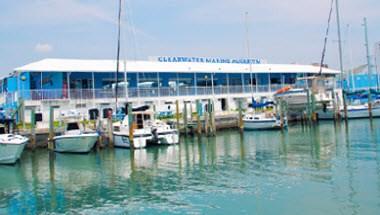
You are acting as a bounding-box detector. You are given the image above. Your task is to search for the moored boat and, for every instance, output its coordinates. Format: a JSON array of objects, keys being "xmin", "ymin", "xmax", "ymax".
[
  {"xmin": 0, "ymin": 125, "xmax": 28, "ymax": 164},
  {"xmin": 150, "ymin": 120, "xmax": 179, "ymax": 145},
  {"xmin": 113, "ymin": 112, "xmax": 153, "ymax": 149},
  {"xmin": 243, "ymin": 112, "xmax": 287, "ymax": 130},
  {"xmin": 54, "ymin": 112, "xmax": 98, "ymax": 153},
  {"xmin": 317, "ymin": 102, "xmax": 380, "ymax": 119}
]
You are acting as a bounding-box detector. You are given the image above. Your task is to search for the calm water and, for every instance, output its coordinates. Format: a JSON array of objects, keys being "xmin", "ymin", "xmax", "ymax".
[{"xmin": 1, "ymin": 120, "xmax": 380, "ymax": 214}]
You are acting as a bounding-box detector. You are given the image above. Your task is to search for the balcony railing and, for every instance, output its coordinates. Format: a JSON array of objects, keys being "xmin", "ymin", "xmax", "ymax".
[{"xmin": 1, "ymin": 84, "xmax": 288, "ymax": 102}]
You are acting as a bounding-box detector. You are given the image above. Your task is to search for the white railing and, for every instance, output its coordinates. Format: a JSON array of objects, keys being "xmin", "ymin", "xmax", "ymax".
[{"xmin": 2, "ymin": 84, "xmax": 289, "ymax": 102}]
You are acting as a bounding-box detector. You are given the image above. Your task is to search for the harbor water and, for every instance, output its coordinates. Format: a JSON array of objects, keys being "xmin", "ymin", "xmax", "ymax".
[{"xmin": 1, "ymin": 119, "xmax": 380, "ymax": 214}]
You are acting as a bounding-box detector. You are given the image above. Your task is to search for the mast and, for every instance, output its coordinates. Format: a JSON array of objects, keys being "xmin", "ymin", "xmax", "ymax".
[
  {"xmin": 347, "ymin": 24, "xmax": 356, "ymax": 91},
  {"xmin": 335, "ymin": 0, "xmax": 347, "ymax": 120},
  {"xmin": 375, "ymin": 42, "xmax": 380, "ymax": 91},
  {"xmin": 115, "ymin": 0, "xmax": 122, "ymax": 114},
  {"xmin": 363, "ymin": 17, "xmax": 373, "ymax": 118},
  {"xmin": 244, "ymin": 12, "xmax": 254, "ymax": 104}
]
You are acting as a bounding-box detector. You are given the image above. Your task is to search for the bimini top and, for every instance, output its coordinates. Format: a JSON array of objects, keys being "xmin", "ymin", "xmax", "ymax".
[{"xmin": 14, "ymin": 58, "xmax": 340, "ymax": 75}]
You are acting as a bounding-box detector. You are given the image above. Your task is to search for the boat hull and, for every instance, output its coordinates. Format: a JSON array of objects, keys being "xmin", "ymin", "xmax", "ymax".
[
  {"xmin": 113, "ymin": 133, "xmax": 148, "ymax": 149},
  {"xmin": 54, "ymin": 134, "xmax": 98, "ymax": 153},
  {"xmin": 0, "ymin": 143, "xmax": 27, "ymax": 164},
  {"xmin": 317, "ymin": 107, "xmax": 380, "ymax": 119},
  {"xmin": 345, "ymin": 107, "xmax": 380, "ymax": 119},
  {"xmin": 157, "ymin": 131, "xmax": 179, "ymax": 145},
  {"xmin": 243, "ymin": 120, "xmax": 282, "ymax": 130}
]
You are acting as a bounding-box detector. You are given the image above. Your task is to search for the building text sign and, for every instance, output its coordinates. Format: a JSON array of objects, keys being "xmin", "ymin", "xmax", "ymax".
[{"xmin": 154, "ymin": 56, "xmax": 263, "ymax": 64}]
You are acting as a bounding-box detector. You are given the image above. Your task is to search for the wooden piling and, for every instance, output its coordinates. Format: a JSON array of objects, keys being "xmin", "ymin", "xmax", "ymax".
[
  {"xmin": 30, "ymin": 109, "xmax": 36, "ymax": 149},
  {"xmin": 279, "ymin": 100, "xmax": 285, "ymax": 129},
  {"xmin": 342, "ymin": 90, "xmax": 348, "ymax": 122},
  {"xmin": 368, "ymin": 92, "xmax": 373, "ymax": 119},
  {"xmin": 48, "ymin": 106, "xmax": 55, "ymax": 150},
  {"xmin": 306, "ymin": 89, "xmax": 311, "ymax": 122},
  {"xmin": 204, "ymin": 110, "xmax": 209, "ymax": 136},
  {"xmin": 108, "ymin": 110, "xmax": 114, "ymax": 147},
  {"xmin": 207, "ymin": 99, "xmax": 213, "ymax": 136},
  {"xmin": 175, "ymin": 100, "xmax": 180, "ymax": 130},
  {"xmin": 210, "ymin": 100, "xmax": 216, "ymax": 136},
  {"xmin": 196, "ymin": 100, "xmax": 202, "ymax": 135},
  {"xmin": 311, "ymin": 92, "xmax": 317, "ymax": 122},
  {"xmin": 96, "ymin": 117, "xmax": 103, "ymax": 149},
  {"xmin": 189, "ymin": 101, "xmax": 193, "ymax": 122},
  {"xmin": 238, "ymin": 99, "xmax": 244, "ymax": 132},
  {"xmin": 19, "ymin": 98, "xmax": 26, "ymax": 130},
  {"xmin": 128, "ymin": 103, "xmax": 134, "ymax": 148},
  {"xmin": 183, "ymin": 101, "xmax": 188, "ymax": 136}
]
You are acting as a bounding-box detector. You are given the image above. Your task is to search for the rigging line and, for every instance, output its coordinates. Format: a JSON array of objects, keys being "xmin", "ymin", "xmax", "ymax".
[
  {"xmin": 115, "ymin": 0, "xmax": 123, "ymax": 111},
  {"xmin": 319, "ymin": 0, "xmax": 335, "ymax": 76}
]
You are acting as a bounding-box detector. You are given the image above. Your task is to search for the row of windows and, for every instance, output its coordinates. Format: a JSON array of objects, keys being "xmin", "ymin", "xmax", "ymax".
[{"xmin": 26, "ymin": 72, "xmax": 299, "ymax": 90}]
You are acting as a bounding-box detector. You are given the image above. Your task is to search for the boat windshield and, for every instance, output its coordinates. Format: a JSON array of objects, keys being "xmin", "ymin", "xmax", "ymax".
[{"xmin": 67, "ymin": 123, "xmax": 80, "ymax": 131}]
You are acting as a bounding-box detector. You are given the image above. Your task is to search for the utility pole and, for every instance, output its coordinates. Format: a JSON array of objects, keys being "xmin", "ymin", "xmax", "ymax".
[
  {"xmin": 363, "ymin": 17, "xmax": 373, "ymax": 118},
  {"xmin": 335, "ymin": 0, "xmax": 347, "ymax": 120}
]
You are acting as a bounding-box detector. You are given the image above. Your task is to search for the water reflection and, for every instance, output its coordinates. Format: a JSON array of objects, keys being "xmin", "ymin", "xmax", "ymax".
[{"xmin": 0, "ymin": 120, "xmax": 379, "ymax": 214}]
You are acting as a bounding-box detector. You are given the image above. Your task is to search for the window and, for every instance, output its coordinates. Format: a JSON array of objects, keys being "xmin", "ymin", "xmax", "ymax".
[
  {"xmin": 196, "ymin": 73, "xmax": 212, "ymax": 87},
  {"xmin": 158, "ymin": 72, "xmax": 178, "ymax": 88},
  {"xmin": 270, "ymin": 74, "xmax": 282, "ymax": 85},
  {"xmin": 228, "ymin": 73, "xmax": 243, "ymax": 86}
]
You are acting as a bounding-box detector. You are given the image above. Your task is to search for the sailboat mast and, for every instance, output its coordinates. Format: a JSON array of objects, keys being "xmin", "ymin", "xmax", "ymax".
[
  {"xmin": 335, "ymin": 0, "xmax": 344, "ymax": 86},
  {"xmin": 363, "ymin": 17, "xmax": 373, "ymax": 118},
  {"xmin": 115, "ymin": 0, "xmax": 122, "ymax": 114},
  {"xmin": 335, "ymin": 0, "xmax": 348, "ymax": 120},
  {"xmin": 244, "ymin": 12, "xmax": 254, "ymax": 100}
]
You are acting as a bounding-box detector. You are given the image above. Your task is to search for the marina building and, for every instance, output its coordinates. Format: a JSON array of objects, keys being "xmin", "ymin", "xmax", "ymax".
[{"xmin": 0, "ymin": 58, "xmax": 339, "ymax": 123}]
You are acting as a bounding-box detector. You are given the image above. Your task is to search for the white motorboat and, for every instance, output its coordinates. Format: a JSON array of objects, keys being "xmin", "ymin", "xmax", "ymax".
[
  {"xmin": 243, "ymin": 113, "xmax": 287, "ymax": 130},
  {"xmin": 317, "ymin": 102, "xmax": 380, "ymax": 119},
  {"xmin": 113, "ymin": 112, "xmax": 153, "ymax": 149},
  {"xmin": 150, "ymin": 120, "xmax": 179, "ymax": 145},
  {"xmin": 54, "ymin": 111, "xmax": 98, "ymax": 153},
  {"xmin": 344, "ymin": 103, "xmax": 380, "ymax": 119},
  {"xmin": 0, "ymin": 125, "xmax": 28, "ymax": 164}
]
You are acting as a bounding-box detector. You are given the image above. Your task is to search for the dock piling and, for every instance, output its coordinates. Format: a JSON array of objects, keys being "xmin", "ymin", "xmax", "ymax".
[
  {"xmin": 204, "ymin": 110, "xmax": 209, "ymax": 136},
  {"xmin": 48, "ymin": 106, "xmax": 55, "ymax": 150},
  {"xmin": 96, "ymin": 117, "xmax": 103, "ymax": 149},
  {"xmin": 128, "ymin": 103, "xmax": 134, "ymax": 148},
  {"xmin": 210, "ymin": 100, "xmax": 216, "ymax": 136},
  {"xmin": 183, "ymin": 101, "xmax": 188, "ymax": 136},
  {"xmin": 108, "ymin": 110, "xmax": 114, "ymax": 147},
  {"xmin": 196, "ymin": 100, "xmax": 202, "ymax": 135},
  {"xmin": 238, "ymin": 99, "xmax": 244, "ymax": 132},
  {"xmin": 176, "ymin": 100, "xmax": 180, "ymax": 131},
  {"xmin": 30, "ymin": 108, "xmax": 36, "ymax": 149}
]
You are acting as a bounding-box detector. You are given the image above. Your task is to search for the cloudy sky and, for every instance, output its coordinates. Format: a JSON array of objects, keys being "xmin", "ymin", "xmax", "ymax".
[{"xmin": 0, "ymin": 0, "xmax": 379, "ymax": 76}]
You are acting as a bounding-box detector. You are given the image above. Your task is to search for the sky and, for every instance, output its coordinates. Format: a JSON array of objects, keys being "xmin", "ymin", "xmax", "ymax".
[{"xmin": 0, "ymin": 0, "xmax": 379, "ymax": 76}]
